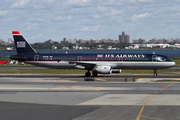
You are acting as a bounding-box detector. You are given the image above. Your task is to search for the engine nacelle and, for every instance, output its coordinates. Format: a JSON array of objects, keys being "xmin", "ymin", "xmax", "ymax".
[
  {"xmin": 95, "ymin": 65, "xmax": 112, "ymax": 74},
  {"xmin": 111, "ymin": 69, "xmax": 122, "ymax": 73}
]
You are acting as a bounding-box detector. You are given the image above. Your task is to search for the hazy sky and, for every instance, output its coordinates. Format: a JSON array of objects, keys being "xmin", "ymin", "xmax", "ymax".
[{"xmin": 1, "ymin": 0, "xmax": 180, "ymax": 43}]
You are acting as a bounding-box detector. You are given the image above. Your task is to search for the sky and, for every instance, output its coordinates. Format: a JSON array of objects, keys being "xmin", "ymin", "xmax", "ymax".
[{"xmin": 0, "ymin": 0, "xmax": 180, "ymax": 43}]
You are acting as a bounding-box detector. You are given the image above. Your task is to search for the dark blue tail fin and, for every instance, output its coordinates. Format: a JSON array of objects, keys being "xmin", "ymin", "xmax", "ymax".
[{"xmin": 12, "ymin": 31, "xmax": 36, "ymax": 55}]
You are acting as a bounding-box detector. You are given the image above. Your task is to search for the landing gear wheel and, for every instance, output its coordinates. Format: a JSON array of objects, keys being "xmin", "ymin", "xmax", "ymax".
[
  {"xmin": 92, "ymin": 71, "xmax": 98, "ymax": 77},
  {"xmin": 154, "ymin": 69, "xmax": 158, "ymax": 77},
  {"xmin": 85, "ymin": 71, "xmax": 91, "ymax": 77}
]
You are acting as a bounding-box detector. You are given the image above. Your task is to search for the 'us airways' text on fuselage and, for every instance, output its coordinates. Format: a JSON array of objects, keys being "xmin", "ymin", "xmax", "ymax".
[{"xmin": 104, "ymin": 54, "xmax": 145, "ymax": 58}]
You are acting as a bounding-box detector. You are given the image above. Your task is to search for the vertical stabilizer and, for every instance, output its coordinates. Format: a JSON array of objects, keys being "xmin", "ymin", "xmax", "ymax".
[{"xmin": 12, "ymin": 31, "xmax": 36, "ymax": 55}]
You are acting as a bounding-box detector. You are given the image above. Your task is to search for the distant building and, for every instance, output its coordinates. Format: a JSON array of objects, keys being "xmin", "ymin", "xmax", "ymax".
[
  {"xmin": 133, "ymin": 38, "xmax": 145, "ymax": 44},
  {"xmin": 52, "ymin": 46, "xmax": 57, "ymax": 49},
  {"xmin": 105, "ymin": 38, "xmax": 114, "ymax": 43},
  {"xmin": 149, "ymin": 38, "xmax": 156, "ymax": 43},
  {"xmin": 0, "ymin": 39, "xmax": 5, "ymax": 45},
  {"xmin": 7, "ymin": 38, "xmax": 13, "ymax": 45},
  {"xmin": 119, "ymin": 32, "xmax": 130, "ymax": 43},
  {"xmin": 149, "ymin": 38, "xmax": 169, "ymax": 44},
  {"xmin": 114, "ymin": 40, "xmax": 119, "ymax": 44},
  {"xmin": 99, "ymin": 39, "xmax": 106, "ymax": 43},
  {"xmin": 132, "ymin": 43, "xmax": 170, "ymax": 48},
  {"xmin": 62, "ymin": 38, "xmax": 66, "ymax": 43},
  {"xmin": 90, "ymin": 39, "xmax": 96, "ymax": 44},
  {"xmin": 172, "ymin": 39, "xmax": 180, "ymax": 43},
  {"xmin": 174, "ymin": 44, "xmax": 180, "ymax": 48},
  {"xmin": 63, "ymin": 47, "xmax": 69, "ymax": 50}
]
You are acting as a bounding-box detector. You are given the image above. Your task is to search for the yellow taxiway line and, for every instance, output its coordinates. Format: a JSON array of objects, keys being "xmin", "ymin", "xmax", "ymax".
[
  {"xmin": 160, "ymin": 83, "xmax": 173, "ymax": 91},
  {"xmin": 136, "ymin": 83, "xmax": 174, "ymax": 120},
  {"xmin": 136, "ymin": 78, "xmax": 144, "ymax": 81},
  {"xmin": 173, "ymin": 78, "xmax": 179, "ymax": 80},
  {"xmin": 95, "ymin": 78, "xmax": 106, "ymax": 81},
  {"xmin": 95, "ymin": 87, "xmax": 104, "ymax": 91}
]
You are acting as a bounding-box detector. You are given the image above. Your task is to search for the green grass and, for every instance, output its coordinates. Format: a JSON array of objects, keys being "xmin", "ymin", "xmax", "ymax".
[
  {"xmin": 172, "ymin": 57, "xmax": 180, "ymax": 66},
  {"xmin": 173, "ymin": 60, "xmax": 180, "ymax": 66},
  {"xmin": 156, "ymin": 80, "xmax": 180, "ymax": 82},
  {"xmin": 0, "ymin": 68, "xmax": 179, "ymax": 74},
  {"xmin": 0, "ymin": 69, "xmax": 86, "ymax": 74},
  {"xmin": 122, "ymin": 69, "xmax": 180, "ymax": 74},
  {"xmin": 0, "ymin": 58, "xmax": 10, "ymax": 61}
]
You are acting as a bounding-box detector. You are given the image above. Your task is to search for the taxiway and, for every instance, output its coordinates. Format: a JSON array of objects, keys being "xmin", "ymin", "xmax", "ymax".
[{"xmin": 0, "ymin": 74, "xmax": 180, "ymax": 120}]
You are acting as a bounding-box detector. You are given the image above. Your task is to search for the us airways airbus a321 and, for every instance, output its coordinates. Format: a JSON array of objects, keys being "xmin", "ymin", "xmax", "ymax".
[{"xmin": 10, "ymin": 31, "xmax": 175, "ymax": 77}]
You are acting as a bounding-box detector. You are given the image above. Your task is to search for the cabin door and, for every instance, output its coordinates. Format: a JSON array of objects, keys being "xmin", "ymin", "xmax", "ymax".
[
  {"xmin": 77, "ymin": 56, "xmax": 82, "ymax": 61},
  {"xmin": 34, "ymin": 55, "xmax": 39, "ymax": 61}
]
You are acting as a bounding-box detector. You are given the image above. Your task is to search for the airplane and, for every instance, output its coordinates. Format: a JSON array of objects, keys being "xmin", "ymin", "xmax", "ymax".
[{"xmin": 10, "ymin": 31, "xmax": 175, "ymax": 77}]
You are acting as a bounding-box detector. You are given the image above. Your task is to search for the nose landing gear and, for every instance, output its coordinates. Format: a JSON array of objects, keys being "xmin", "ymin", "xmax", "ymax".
[{"xmin": 154, "ymin": 69, "xmax": 158, "ymax": 76}]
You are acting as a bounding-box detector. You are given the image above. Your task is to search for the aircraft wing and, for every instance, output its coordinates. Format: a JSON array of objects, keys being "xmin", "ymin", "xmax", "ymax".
[
  {"xmin": 68, "ymin": 61, "xmax": 96, "ymax": 70},
  {"xmin": 68, "ymin": 61, "xmax": 117, "ymax": 70}
]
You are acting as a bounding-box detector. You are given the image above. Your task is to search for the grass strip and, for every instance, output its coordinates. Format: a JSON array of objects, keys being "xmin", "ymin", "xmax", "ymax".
[
  {"xmin": 0, "ymin": 69, "xmax": 86, "ymax": 74},
  {"xmin": 0, "ymin": 69, "xmax": 179, "ymax": 74},
  {"xmin": 156, "ymin": 80, "xmax": 180, "ymax": 82}
]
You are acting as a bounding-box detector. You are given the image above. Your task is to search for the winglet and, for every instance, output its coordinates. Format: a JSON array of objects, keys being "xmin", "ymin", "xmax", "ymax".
[{"xmin": 12, "ymin": 31, "xmax": 21, "ymax": 35}]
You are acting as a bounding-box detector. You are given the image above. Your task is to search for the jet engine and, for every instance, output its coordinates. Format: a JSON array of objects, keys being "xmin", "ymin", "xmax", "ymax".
[
  {"xmin": 95, "ymin": 65, "xmax": 112, "ymax": 74},
  {"xmin": 111, "ymin": 69, "xmax": 122, "ymax": 73}
]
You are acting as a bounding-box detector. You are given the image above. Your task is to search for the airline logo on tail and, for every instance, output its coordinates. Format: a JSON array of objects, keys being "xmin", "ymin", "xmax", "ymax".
[
  {"xmin": 17, "ymin": 42, "xmax": 25, "ymax": 48},
  {"xmin": 12, "ymin": 31, "xmax": 26, "ymax": 48}
]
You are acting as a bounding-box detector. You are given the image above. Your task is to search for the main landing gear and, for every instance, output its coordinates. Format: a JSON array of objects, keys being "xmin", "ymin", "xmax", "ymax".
[
  {"xmin": 154, "ymin": 69, "xmax": 158, "ymax": 76},
  {"xmin": 92, "ymin": 71, "xmax": 98, "ymax": 77},
  {"xmin": 85, "ymin": 71, "xmax": 98, "ymax": 77},
  {"xmin": 85, "ymin": 71, "xmax": 91, "ymax": 77}
]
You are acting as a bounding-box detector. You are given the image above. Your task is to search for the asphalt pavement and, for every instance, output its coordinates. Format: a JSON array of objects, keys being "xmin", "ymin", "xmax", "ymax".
[{"xmin": 0, "ymin": 75, "xmax": 180, "ymax": 120}]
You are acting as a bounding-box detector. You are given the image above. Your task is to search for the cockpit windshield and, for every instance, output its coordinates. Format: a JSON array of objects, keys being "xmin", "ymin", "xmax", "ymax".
[
  {"xmin": 153, "ymin": 55, "xmax": 170, "ymax": 61},
  {"xmin": 157, "ymin": 57, "xmax": 166, "ymax": 61}
]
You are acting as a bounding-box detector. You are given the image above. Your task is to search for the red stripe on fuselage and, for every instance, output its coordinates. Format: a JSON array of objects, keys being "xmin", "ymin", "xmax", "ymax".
[{"xmin": 24, "ymin": 61, "xmax": 174, "ymax": 63}]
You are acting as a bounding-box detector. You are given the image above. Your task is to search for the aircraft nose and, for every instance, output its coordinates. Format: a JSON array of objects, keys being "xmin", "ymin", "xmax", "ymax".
[{"xmin": 171, "ymin": 61, "xmax": 176, "ymax": 67}]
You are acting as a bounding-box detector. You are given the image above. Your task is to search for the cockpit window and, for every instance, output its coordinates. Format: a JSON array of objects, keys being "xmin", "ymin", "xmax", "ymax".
[
  {"xmin": 157, "ymin": 57, "xmax": 167, "ymax": 61},
  {"xmin": 152, "ymin": 56, "xmax": 168, "ymax": 61},
  {"xmin": 161, "ymin": 57, "xmax": 166, "ymax": 61}
]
